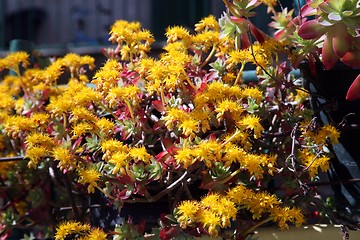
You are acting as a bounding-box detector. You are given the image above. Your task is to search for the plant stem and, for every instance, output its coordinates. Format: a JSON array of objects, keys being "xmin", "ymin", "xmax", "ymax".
[
  {"xmin": 124, "ymin": 100, "xmax": 135, "ymax": 120},
  {"xmin": 234, "ymin": 62, "xmax": 245, "ymax": 85},
  {"xmin": 219, "ymin": 169, "xmax": 241, "ymax": 184},
  {"xmin": 96, "ymin": 186, "xmax": 117, "ymax": 201},
  {"xmin": 222, "ymin": 129, "xmax": 240, "ymax": 146},
  {"xmin": 63, "ymin": 173, "xmax": 80, "ymax": 220},
  {"xmin": 200, "ymin": 45, "xmax": 216, "ymax": 68},
  {"xmin": 242, "ymin": 216, "xmax": 274, "ymax": 237}
]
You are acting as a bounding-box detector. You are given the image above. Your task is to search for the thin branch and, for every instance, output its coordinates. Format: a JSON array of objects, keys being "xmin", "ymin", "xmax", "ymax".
[
  {"xmin": 63, "ymin": 173, "xmax": 80, "ymax": 220},
  {"xmin": 125, "ymin": 171, "xmax": 189, "ymax": 203},
  {"xmin": 0, "ymin": 156, "xmax": 26, "ymax": 162}
]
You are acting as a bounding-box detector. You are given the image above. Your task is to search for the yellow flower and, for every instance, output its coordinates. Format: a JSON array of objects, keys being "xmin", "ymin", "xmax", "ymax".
[
  {"xmin": 129, "ymin": 146, "xmax": 151, "ymax": 163},
  {"xmin": 243, "ymin": 153, "xmax": 264, "ymax": 178},
  {"xmin": 260, "ymin": 0, "xmax": 277, "ymax": 8},
  {"xmin": 195, "ymin": 15, "xmax": 220, "ymax": 32},
  {"xmin": 179, "ymin": 118, "xmax": 199, "ymax": 137},
  {"xmin": 163, "ymin": 108, "xmax": 187, "ymax": 129},
  {"xmin": 30, "ymin": 113, "xmax": 50, "ymax": 128},
  {"xmin": 92, "ymin": 59, "xmax": 122, "ymax": 95},
  {"xmin": 14, "ymin": 201, "xmax": 27, "ymax": 217},
  {"xmin": 95, "ymin": 118, "xmax": 115, "ymax": 136},
  {"xmin": 321, "ymin": 124, "xmax": 340, "ymax": 145},
  {"xmin": 241, "ymin": 86, "xmax": 263, "ymax": 102},
  {"xmin": 61, "ymin": 53, "xmax": 95, "ymax": 75},
  {"xmin": 0, "ymin": 161, "xmax": 15, "ymax": 178},
  {"xmin": 108, "ymin": 151, "xmax": 129, "ymax": 174},
  {"xmin": 78, "ymin": 167, "xmax": 101, "ymax": 193},
  {"xmin": 192, "ymin": 30, "xmax": 220, "ymax": 51},
  {"xmin": 216, "ymin": 197, "xmax": 237, "ymax": 228},
  {"xmin": 55, "ymin": 221, "xmax": 91, "ymax": 240},
  {"xmin": 73, "ymin": 86, "xmax": 102, "ymax": 106},
  {"xmin": 270, "ymin": 206, "xmax": 305, "ymax": 230},
  {"xmin": 299, "ymin": 149, "xmax": 330, "ymax": 177},
  {"xmin": 46, "ymin": 95, "xmax": 73, "ymax": 117},
  {"xmin": 25, "ymin": 132, "xmax": 54, "ymax": 149},
  {"xmin": 237, "ymin": 115, "xmax": 264, "ymax": 138},
  {"xmin": 0, "ymin": 51, "xmax": 29, "ymax": 71},
  {"xmin": 226, "ymin": 49, "xmax": 251, "ymax": 69},
  {"xmin": 222, "ymin": 144, "xmax": 246, "ymax": 166},
  {"xmin": 190, "ymin": 108, "xmax": 211, "ymax": 133},
  {"xmin": 176, "ymin": 200, "xmax": 200, "ymax": 228},
  {"xmin": 175, "ymin": 147, "xmax": 196, "ymax": 168},
  {"xmin": 84, "ymin": 228, "xmax": 107, "ymax": 240},
  {"xmin": 0, "ymin": 92, "xmax": 15, "ymax": 110},
  {"xmin": 53, "ymin": 146, "xmax": 72, "ymax": 171},
  {"xmin": 195, "ymin": 140, "xmax": 223, "ymax": 167},
  {"xmin": 4, "ymin": 115, "xmax": 35, "ymax": 138},
  {"xmin": 71, "ymin": 107, "xmax": 98, "ymax": 124},
  {"xmin": 26, "ymin": 146, "xmax": 48, "ymax": 168},
  {"xmin": 222, "ymin": 72, "xmax": 237, "ymax": 84},
  {"xmin": 106, "ymin": 85, "xmax": 140, "ymax": 108},
  {"xmin": 226, "ymin": 184, "xmax": 254, "ymax": 205},
  {"xmin": 163, "ymin": 42, "xmax": 187, "ymax": 53},
  {"xmin": 198, "ymin": 209, "xmax": 220, "ymax": 237},
  {"xmin": 101, "ymin": 139, "xmax": 128, "ymax": 160},
  {"xmin": 215, "ymin": 99, "xmax": 244, "ymax": 122},
  {"xmin": 72, "ymin": 122, "xmax": 93, "ymax": 139},
  {"xmin": 165, "ymin": 26, "xmax": 191, "ymax": 44}
]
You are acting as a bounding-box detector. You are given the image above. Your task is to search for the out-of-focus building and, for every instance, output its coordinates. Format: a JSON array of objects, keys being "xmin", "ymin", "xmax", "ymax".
[{"xmin": 0, "ymin": 0, "xmax": 224, "ymax": 55}]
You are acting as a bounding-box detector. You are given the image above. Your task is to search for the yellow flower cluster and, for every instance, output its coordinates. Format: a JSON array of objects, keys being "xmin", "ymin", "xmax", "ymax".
[
  {"xmin": 55, "ymin": 221, "xmax": 106, "ymax": 240},
  {"xmin": 109, "ymin": 20, "xmax": 154, "ymax": 61},
  {"xmin": 176, "ymin": 193, "xmax": 237, "ymax": 237},
  {"xmin": 93, "ymin": 59, "xmax": 122, "ymax": 95},
  {"xmin": 0, "ymin": 51, "xmax": 29, "ymax": 71},
  {"xmin": 78, "ymin": 167, "xmax": 101, "ymax": 193},
  {"xmin": 299, "ymin": 122, "xmax": 340, "ymax": 177},
  {"xmin": 175, "ymin": 139, "xmax": 276, "ymax": 177},
  {"xmin": 100, "ymin": 139, "xmax": 152, "ymax": 175},
  {"xmin": 176, "ymin": 185, "xmax": 305, "ymax": 237},
  {"xmin": 163, "ymin": 82, "xmax": 264, "ymax": 140}
]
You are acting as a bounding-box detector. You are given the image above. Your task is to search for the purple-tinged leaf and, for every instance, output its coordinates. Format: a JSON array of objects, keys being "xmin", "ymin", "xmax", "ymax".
[{"xmin": 300, "ymin": 3, "xmax": 317, "ymax": 17}]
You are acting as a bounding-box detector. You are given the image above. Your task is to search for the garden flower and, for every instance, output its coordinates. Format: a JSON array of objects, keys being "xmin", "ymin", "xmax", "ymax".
[
  {"xmin": 78, "ymin": 168, "xmax": 101, "ymax": 193},
  {"xmin": 0, "ymin": 1, "xmax": 348, "ymax": 238}
]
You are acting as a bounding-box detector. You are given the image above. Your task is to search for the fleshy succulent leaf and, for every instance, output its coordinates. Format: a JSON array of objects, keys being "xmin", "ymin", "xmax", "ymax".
[
  {"xmin": 346, "ymin": 74, "xmax": 360, "ymax": 101},
  {"xmin": 332, "ymin": 23, "xmax": 353, "ymax": 57},
  {"xmin": 342, "ymin": 49, "xmax": 360, "ymax": 68},
  {"xmin": 322, "ymin": 33, "xmax": 339, "ymax": 70},
  {"xmin": 298, "ymin": 20, "xmax": 326, "ymax": 39},
  {"xmin": 328, "ymin": 12, "xmax": 342, "ymax": 21}
]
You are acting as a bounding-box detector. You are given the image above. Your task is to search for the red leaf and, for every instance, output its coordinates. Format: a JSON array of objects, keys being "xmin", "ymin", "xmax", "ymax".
[
  {"xmin": 322, "ymin": 33, "xmax": 339, "ymax": 70},
  {"xmin": 342, "ymin": 49, "xmax": 360, "ymax": 68},
  {"xmin": 152, "ymin": 100, "xmax": 165, "ymax": 113},
  {"xmin": 346, "ymin": 74, "xmax": 360, "ymax": 101},
  {"xmin": 249, "ymin": 22, "xmax": 269, "ymax": 43},
  {"xmin": 159, "ymin": 227, "xmax": 180, "ymax": 240},
  {"xmin": 298, "ymin": 20, "xmax": 326, "ymax": 39},
  {"xmin": 240, "ymin": 32, "xmax": 250, "ymax": 49}
]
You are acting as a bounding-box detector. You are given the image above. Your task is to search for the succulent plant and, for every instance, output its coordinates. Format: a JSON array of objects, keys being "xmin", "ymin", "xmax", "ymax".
[{"xmin": 296, "ymin": 0, "xmax": 360, "ymax": 100}]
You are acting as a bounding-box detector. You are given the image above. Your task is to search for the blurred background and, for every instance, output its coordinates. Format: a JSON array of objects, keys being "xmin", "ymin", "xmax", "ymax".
[{"xmin": 0, "ymin": 0, "xmax": 225, "ymax": 55}]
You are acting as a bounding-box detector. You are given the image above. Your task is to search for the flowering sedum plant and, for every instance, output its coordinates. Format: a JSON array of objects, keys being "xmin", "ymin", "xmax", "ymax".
[{"xmin": 0, "ymin": 1, "xmax": 343, "ymax": 239}]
